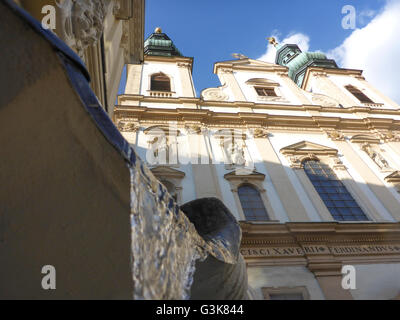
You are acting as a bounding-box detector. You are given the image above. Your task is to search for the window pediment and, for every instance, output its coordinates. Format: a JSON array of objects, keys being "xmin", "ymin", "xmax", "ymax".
[
  {"xmin": 224, "ymin": 170, "xmax": 265, "ymax": 182},
  {"xmin": 384, "ymin": 171, "xmax": 400, "ymax": 184},
  {"xmin": 350, "ymin": 134, "xmax": 380, "ymax": 144},
  {"xmin": 144, "ymin": 125, "xmax": 181, "ymax": 136},
  {"xmin": 280, "ymin": 141, "xmax": 338, "ymax": 157},
  {"xmin": 151, "ymin": 166, "xmax": 185, "ymax": 179},
  {"xmin": 245, "ymin": 78, "xmax": 280, "ymax": 87},
  {"xmin": 280, "ymin": 141, "xmax": 340, "ymax": 169}
]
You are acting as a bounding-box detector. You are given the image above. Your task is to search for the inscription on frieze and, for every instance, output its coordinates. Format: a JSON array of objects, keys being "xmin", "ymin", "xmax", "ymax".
[{"xmin": 241, "ymin": 244, "xmax": 400, "ymax": 258}]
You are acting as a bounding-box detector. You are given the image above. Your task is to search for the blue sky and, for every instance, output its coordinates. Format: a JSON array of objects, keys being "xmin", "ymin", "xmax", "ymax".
[{"xmin": 118, "ymin": 0, "xmax": 400, "ymax": 103}]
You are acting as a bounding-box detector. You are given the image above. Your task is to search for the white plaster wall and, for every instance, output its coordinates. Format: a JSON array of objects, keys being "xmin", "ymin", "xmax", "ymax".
[
  {"xmin": 328, "ymin": 74, "xmax": 390, "ymax": 108},
  {"xmin": 245, "ymin": 136, "xmax": 289, "ymax": 222},
  {"xmin": 350, "ymin": 263, "xmax": 400, "ymax": 300},
  {"xmin": 318, "ymin": 112, "xmax": 360, "ymax": 119},
  {"xmin": 139, "ymin": 61, "xmax": 183, "ymax": 97},
  {"xmin": 247, "ymin": 266, "xmax": 325, "ymax": 300},
  {"xmin": 208, "ymin": 130, "xmax": 241, "ymax": 219},
  {"xmin": 337, "ymin": 145, "xmax": 395, "ymax": 222},
  {"xmin": 346, "ymin": 141, "xmax": 400, "ymax": 212},
  {"xmin": 177, "ymin": 164, "xmax": 197, "ymax": 204},
  {"xmin": 220, "ymin": 82, "xmax": 235, "ymax": 102},
  {"xmin": 234, "ymin": 71, "xmax": 302, "ymax": 105}
]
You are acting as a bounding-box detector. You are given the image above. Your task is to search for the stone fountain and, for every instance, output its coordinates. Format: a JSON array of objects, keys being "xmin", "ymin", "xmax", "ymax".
[{"xmin": 0, "ymin": 0, "xmax": 247, "ymax": 300}]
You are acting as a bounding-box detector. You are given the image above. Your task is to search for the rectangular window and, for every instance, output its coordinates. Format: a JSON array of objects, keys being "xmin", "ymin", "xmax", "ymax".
[
  {"xmin": 303, "ymin": 160, "xmax": 369, "ymax": 221},
  {"xmin": 255, "ymin": 87, "xmax": 277, "ymax": 97},
  {"xmin": 345, "ymin": 85, "xmax": 374, "ymax": 104}
]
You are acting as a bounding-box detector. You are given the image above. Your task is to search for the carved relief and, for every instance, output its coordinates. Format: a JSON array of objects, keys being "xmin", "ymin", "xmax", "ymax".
[
  {"xmin": 379, "ymin": 131, "xmax": 400, "ymax": 142},
  {"xmin": 56, "ymin": 0, "xmax": 108, "ymax": 58},
  {"xmin": 177, "ymin": 62, "xmax": 191, "ymax": 69},
  {"xmin": 219, "ymin": 68, "xmax": 233, "ymax": 74},
  {"xmin": 186, "ymin": 125, "xmax": 203, "ymax": 134},
  {"xmin": 201, "ymin": 87, "xmax": 229, "ymax": 101},
  {"xmin": 117, "ymin": 121, "xmax": 139, "ymax": 132},
  {"xmin": 361, "ymin": 143, "xmax": 392, "ymax": 170},
  {"xmin": 326, "ymin": 130, "xmax": 345, "ymax": 141},
  {"xmin": 313, "ymin": 72, "xmax": 328, "ymax": 78},
  {"xmin": 310, "ymin": 93, "xmax": 340, "ymax": 108},
  {"xmin": 252, "ymin": 128, "xmax": 269, "ymax": 139}
]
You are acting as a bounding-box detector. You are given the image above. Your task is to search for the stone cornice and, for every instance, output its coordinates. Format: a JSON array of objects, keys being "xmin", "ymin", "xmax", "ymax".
[
  {"xmin": 116, "ymin": 94, "xmax": 400, "ymax": 116},
  {"xmin": 114, "ymin": 105, "xmax": 400, "ymax": 132},
  {"xmin": 212, "ymin": 58, "xmax": 288, "ymax": 75},
  {"xmin": 144, "ymin": 55, "xmax": 194, "ymax": 73}
]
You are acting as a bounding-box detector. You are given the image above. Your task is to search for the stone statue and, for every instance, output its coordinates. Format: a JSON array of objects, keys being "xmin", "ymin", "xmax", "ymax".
[
  {"xmin": 230, "ymin": 142, "xmax": 246, "ymax": 166},
  {"xmin": 362, "ymin": 143, "xmax": 390, "ymax": 169}
]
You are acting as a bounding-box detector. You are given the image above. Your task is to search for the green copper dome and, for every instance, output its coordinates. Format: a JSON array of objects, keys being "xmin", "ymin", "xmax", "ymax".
[
  {"xmin": 275, "ymin": 43, "xmax": 338, "ymax": 87},
  {"xmin": 144, "ymin": 28, "xmax": 182, "ymax": 57}
]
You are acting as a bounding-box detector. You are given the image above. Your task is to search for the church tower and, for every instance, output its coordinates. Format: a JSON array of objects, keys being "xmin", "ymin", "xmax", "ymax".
[
  {"xmin": 115, "ymin": 30, "xmax": 400, "ymax": 300},
  {"xmin": 123, "ymin": 28, "xmax": 196, "ymax": 102}
]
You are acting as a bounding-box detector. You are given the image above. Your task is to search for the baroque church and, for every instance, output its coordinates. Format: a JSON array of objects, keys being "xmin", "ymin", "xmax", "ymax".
[{"xmin": 114, "ymin": 28, "xmax": 400, "ymax": 300}]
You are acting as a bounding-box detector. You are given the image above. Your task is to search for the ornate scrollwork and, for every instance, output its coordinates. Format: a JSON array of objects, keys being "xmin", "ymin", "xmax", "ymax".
[
  {"xmin": 56, "ymin": 0, "xmax": 108, "ymax": 59},
  {"xmin": 186, "ymin": 125, "xmax": 203, "ymax": 134},
  {"xmin": 117, "ymin": 121, "xmax": 139, "ymax": 132},
  {"xmin": 311, "ymin": 93, "xmax": 340, "ymax": 108},
  {"xmin": 252, "ymin": 128, "xmax": 269, "ymax": 138},
  {"xmin": 379, "ymin": 131, "xmax": 400, "ymax": 142},
  {"xmin": 201, "ymin": 87, "xmax": 229, "ymax": 101},
  {"xmin": 326, "ymin": 130, "xmax": 345, "ymax": 141}
]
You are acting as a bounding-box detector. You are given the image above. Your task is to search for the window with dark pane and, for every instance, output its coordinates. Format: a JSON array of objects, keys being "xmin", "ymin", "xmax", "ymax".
[
  {"xmin": 151, "ymin": 73, "xmax": 171, "ymax": 91},
  {"xmin": 345, "ymin": 85, "xmax": 374, "ymax": 104},
  {"xmin": 303, "ymin": 160, "xmax": 369, "ymax": 221},
  {"xmin": 238, "ymin": 184, "xmax": 269, "ymax": 221},
  {"xmin": 255, "ymin": 87, "xmax": 277, "ymax": 97}
]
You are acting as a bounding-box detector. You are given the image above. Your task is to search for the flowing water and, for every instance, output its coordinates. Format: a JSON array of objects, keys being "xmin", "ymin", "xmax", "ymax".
[{"xmin": 129, "ymin": 152, "xmax": 239, "ymax": 299}]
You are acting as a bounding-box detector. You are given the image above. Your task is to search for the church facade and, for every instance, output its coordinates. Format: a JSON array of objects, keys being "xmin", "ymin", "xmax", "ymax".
[{"xmin": 114, "ymin": 29, "xmax": 400, "ymax": 300}]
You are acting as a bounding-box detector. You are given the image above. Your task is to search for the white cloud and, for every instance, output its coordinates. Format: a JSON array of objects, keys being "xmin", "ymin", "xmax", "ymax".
[
  {"xmin": 358, "ymin": 9, "xmax": 376, "ymax": 26},
  {"xmin": 258, "ymin": 33, "xmax": 310, "ymax": 63},
  {"xmin": 328, "ymin": 0, "xmax": 400, "ymax": 104},
  {"xmin": 257, "ymin": 1, "xmax": 400, "ymax": 104}
]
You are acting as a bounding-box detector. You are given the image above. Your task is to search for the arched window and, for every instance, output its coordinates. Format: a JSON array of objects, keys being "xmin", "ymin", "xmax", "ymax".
[
  {"xmin": 303, "ymin": 160, "xmax": 369, "ymax": 221},
  {"xmin": 345, "ymin": 85, "xmax": 374, "ymax": 104},
  {"xmin": 238, "ymin": 184, "xmax": 269, "ymax": 221},
  {"xmin": 151, "ymin": 73, "xmax": 171, "ymax": 92}
]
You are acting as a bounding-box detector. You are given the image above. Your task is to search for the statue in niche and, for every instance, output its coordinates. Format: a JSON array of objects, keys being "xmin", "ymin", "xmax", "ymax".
[
  {"xmin": 362, "ymin": 143, "xmax": 390, "ymax": 169},
  {"xmin": 228, "ymin": 141, "xmax": 246, "ymax": 167}
]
